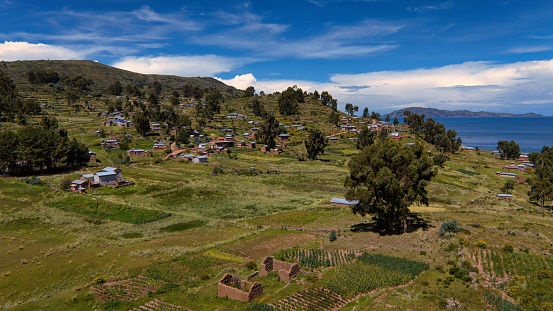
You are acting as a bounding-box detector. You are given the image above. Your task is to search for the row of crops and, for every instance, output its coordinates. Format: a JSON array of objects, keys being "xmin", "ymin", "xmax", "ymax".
[
  {"xmin": 270, "ymin": 287, "xmax": 348, "ymax": 311},
  {"xmin": 130, "ymin": 299, "xmax": 191, "ymax": 311},
  {"xmin": 469, "ymin": 248, "xmax": 553, "ymax": 279},
  {"xmin": 275, "ymin": 248, "xmax": 360, "ymax": 269},
  {"xmin": 90, "ymin": 275, "xmax": 167, "ymax": 303}
]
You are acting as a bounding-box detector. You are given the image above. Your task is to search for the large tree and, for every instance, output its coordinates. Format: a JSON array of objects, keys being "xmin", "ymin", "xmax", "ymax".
[
  {"xmin": 108, "ymin": 81, "xmax": 123, "ymax": 96},
  {"xmin": 259, "ymin": 113, "xmax": 280, "ymax": 149},
  {"xmin": 497, "ymin": 140, "xmax": 520, "ymax": 160},
  {"xmin": 133, "ymin": 112, "xmax": 151, "ymax": 136},
  {"xmin": 345, "ymin": 139, "xmax": 435, "ymax": 234},
  {"xmin": 278, "ymin": 86, "xmax": 303, "ymax": 116},
  {"xmin": 305, "ymin": 128, "xmax": 328, "ymax": 160}
]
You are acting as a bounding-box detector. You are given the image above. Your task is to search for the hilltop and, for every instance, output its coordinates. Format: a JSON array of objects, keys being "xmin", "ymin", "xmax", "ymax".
[
  {"xmin": 0, "ymin": 60, "xmax": 237, "ymax": 93},
  {"xmin": 386, "ymin": 107, "xmax": 543, "ymax": 118}
]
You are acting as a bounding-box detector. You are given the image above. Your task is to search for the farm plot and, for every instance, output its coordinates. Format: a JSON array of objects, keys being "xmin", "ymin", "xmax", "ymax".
[
  {"xmin": 48, "ymin": 195, "xmax": 170, "ymax": 224},
  {"xmin": 276, "ymin": 249, "xmax": 362, "ymax": 269},
  {"xmin": 270, "ymin": 287, "xmax": 348, "ymax": 311},
  {"xmin": 90, "ymin": 275, "xmax": 167, "ymax": 303},
  {"xmin": 130, "ymin": 299, "xmax": 192, "ymax": 311},
  {"xmin": 467, "ymin": 248, "xmax": 553, "ymax": 280}
]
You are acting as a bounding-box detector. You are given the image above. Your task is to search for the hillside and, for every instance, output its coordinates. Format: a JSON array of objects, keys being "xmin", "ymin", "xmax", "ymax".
[
  {"xmin": 386, "ymin": 107, "xmax": 543, "ymax": 118},
  {"xmin": 0, "ymin": 60, "xmax": 237, "ymax": 93},
  {"xmin": 1, "ymin": 63, "xmax": 553, "ymax": 311}
]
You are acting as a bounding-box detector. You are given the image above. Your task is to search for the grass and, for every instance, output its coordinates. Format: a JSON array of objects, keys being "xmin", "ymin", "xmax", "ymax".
[
  {"xmin": 159, "ymin": 220, "xmax": 207, "ymax": 233},
  {"xmin": 47, "ymin": 195, "xmax": 170, "ymax": 224}
]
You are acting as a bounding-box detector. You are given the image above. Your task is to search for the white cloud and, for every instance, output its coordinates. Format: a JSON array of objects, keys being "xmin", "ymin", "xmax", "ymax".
[
  {"xmin": 112, "ymin": 55, "xmax": 245, "ymax": 77},
  {"xmin": 0, "ymin": 41, "xmax": 83, "ymax": 61},
  {"xmin": 220, "ymin": 59, "xmax": 553, "ymax": 115}
]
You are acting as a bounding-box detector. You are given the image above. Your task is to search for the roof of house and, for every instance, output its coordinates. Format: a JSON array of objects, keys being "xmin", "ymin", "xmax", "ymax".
[
  {"xmin": 497, "ymin": 194, "xmax": 513, "ymax": 197},
  {"xmin": 71, "ymin": 180, "xmax": 86, "ymax": 185},
  {"xmin": 81, "ymin": 174, "xmax": 95, "ymax": 178},
  {"xmin": 103, "ymin": 167, "xmax": 120, "ymax": 172},
  {"xmin": 331, "ymin": 198, "xmax": 359, "ymax": 205},
  {"xmin": 95, "ymin": 171, "xmax": 117, "ymax": 177}
]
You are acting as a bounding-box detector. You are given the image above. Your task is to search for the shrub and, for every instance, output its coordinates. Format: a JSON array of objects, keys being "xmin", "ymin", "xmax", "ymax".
[
  {"xmin": 445, "ymin": 243, "xmax": 458, "ymax": 252},
  {"xmin": 439, "ymin": 220, "xmax": 463, "ymax": 236},
  {"xmin": 329, "ymin": 231, "xmax": 337, "ymax": 242},
  {"xmin": 245, "ymin": 303, "xmax": 275, "ymax": 311},
  {"xmin": 420, "ymin": 250, "xmax": 427, "ymax": 256},
  {"xmin": 502, "ymin": 244, "xmax": 514, "ymax": 253},
  {"xmin": 94, "ymin": 275, "xmax": 107, "ymax": 284},
  {"xmin": 245, "ymin": 261, "xmax": 257, "ymax": 270},
  {"xmin": 537, "ymin": 269, "xmax": 553, "ymax": 280},
  {"xmin": 476, "ymin": 240, "xmax": 488, "ymax": 248},
  {"xmin": 60, "ymin": 178, "xmax": 72, "ymax": 190}
]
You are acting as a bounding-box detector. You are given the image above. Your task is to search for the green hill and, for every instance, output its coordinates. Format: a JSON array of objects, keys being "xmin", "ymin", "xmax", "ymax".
[{"xmin": 1, "ymin": 60, "xmax": 237, "ymax": 93}]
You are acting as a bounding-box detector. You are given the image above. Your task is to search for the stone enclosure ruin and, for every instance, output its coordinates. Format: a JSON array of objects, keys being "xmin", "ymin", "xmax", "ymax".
[
  {"xmin": 260, "ymin": 256, "xmax": 301, "ymax": 282},
  {"xmin": 217, "ymin": 273, "xmax": 264, "ymax": 302}
]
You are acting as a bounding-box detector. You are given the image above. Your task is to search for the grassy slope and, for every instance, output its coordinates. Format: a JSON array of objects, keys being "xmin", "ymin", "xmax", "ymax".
[
  {"xmin": 1, "ymin": 60, "xmax": 236, "ymax": 92},
  {"xmin": 1, "ymin": 68, "xmax": 552, "ymax": 310}
]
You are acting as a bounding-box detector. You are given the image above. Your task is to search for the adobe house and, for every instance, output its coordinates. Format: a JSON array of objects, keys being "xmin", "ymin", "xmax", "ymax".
[
  {"xmin": 260, "ymin": 145, "xmax": 269, "ymax": 153},
  {"xmin": 70, "ymin": 180, "xmax": 89, "ymax": 193},
  {"xmin": 193, "ymin": 156, "xmax": 208, "ymax": 164},
  {"xmin": 128, "ymin": 149, "xmax": 151, "ymax": 157},
  {"xmin": 217, "ymin": 274, "xmax": 263, "ymax": 302},
  {"xmin": 93, "ymin": 172, "xmax": 118, "ymax": 186},
  {"xmin": 88, "ymin": 151, "xmax": 97, "ymax": 163},
  {"xmin": 102, "ymin": 167, "xmax": 123, "ymax": 179},
  {"xmin": 278, "ymin": 134, "xmax": 290, "ymax": 142},
  {"xmin": 153, "ymin": 142, "xmax": 168, "ymax": 151},
  {"xmin": 247, "ymin": 142, "xmax": 256, "ymax": 149},
  {"xmin": 260, "ymin": 257, "xmax": 301, "ymax": 282}
]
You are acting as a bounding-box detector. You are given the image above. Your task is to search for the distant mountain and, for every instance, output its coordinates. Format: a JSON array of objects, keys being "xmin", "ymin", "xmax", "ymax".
[
  {"xmin": 385, "ymin": 107, "xmax": 544, "ymax": 118},
  {"xmin": 0, "ymin": 60, "xmax": 238, "ymax": 92}
]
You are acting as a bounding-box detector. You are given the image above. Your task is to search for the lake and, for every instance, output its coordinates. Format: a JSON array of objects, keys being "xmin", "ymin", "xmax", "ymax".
[{"xmin": 431, "ymin": 117, "xmax": 553, "ymax": 153}]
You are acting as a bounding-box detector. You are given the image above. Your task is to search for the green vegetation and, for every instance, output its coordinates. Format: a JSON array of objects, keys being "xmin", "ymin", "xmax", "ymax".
[
  {"xmin": 48, "ymin": 195, "xmax": 169, "ymax": 224},
  {"xmin": 2, "ymin": 60, "xmax": 553, "ymax": 311}
]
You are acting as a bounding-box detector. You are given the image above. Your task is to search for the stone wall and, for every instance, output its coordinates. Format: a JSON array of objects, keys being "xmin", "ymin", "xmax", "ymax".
[
  {"xmin": 260, "ymin": 257, "xmax": 301, "ymax": 282},
  {"xmin": 217, "ymin": 273, "xmax": 263, "ymax": 302}
]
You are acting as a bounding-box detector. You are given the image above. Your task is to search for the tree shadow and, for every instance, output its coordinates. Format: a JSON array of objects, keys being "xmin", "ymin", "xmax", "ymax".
[{"xmin": 350, "ymin": 212, "xmax": 434, "ymax": 236}]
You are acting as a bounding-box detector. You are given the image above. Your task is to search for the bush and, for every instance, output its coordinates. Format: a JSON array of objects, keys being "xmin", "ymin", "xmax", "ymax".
[
  {"xmin": 60, "ymin": 178, "xmax": 72, "ymax": 190},
  {"xmin": 537, "ymin": 269, "xmax": 553, "ymax": 280},
  {"xmin": 329, "ymin": 231, "xmax": 337, "ymax": 242},
  {"xmin": 445, "ymin": 242, "xmax": 458, "ymax": 252},
  {"xmin": 94, "ymin": 275, "xmax": 107, "ymax": 284},
  {"xmin": 502, "ymin": 244, "xmax": 514, "ymax": 253},
  {"xmin": 245, "ymin": 303, "xmax": 275, "ymax": 311},
  {"xmin": 476, "ymin": 240, "xmax": 488, "ymax": 248},
  {"xmin": 439, "ymin": 220, "xmax": 463, "ymax": 236},
  {"xmin": 420, "ymin": 250, "xmax": 427, "ymax": 256},
  {"xmin": 245, "ymin": 261, "xmax": 257, "ymax": 270}
]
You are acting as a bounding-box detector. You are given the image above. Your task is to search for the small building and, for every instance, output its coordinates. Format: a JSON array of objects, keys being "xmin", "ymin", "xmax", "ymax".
[
  {"xmin": 517, "ymin": 154, "xmax": 529, "ymax": 162},
  {"xmin": 260, "ymin": 145, "xmax": 269, "ymax": 153},
  {"xmin": 496, "ymin": 172, "xmax": 517, "ymax": 178},
  {"xmin": 88, "ymin": 151, "xmax": 97, "ymax": 163},
  {"xmin": 151, "ymin": 123, "xmax": 162, "ymax": 133},
  {"xmin": 70, "ymin": 180, "xmax": 89, "ymax": 193},
  {"xmin": 102, "ymin": 167, "xmax": 122, "ymax": 179},
  {"xmin": 278, "ymin": 134, "xmax": 290, "ymax": 142},
  {"xmin": 330, "ymin": 198, "xmax": 359, "ymax": 207},
  {"xmin": 93, "ymin": 172, "xmax": 118, "ymax": 186},
  {"xmin": 193, "ymin": 156, "xmax": 208, "ymax": 164},
  {"xmin": 128, "ymin": 149, "xmax": 151, "ymax": 157},
  {"xmin": 497, "ymin": 194, "xmax": 513, "ymax": 200},
  {"xmin": 247, "ymin": 141, "xmax": 256, "ymax": 149},
  {"xmin": 152, "ymin": 143, "xmax": 168, "ymax": 151}
]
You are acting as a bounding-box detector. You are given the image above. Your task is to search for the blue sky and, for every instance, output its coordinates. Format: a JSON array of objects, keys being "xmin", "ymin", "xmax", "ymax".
[{"xmin": 1, "ymin": 0, "xmax": 552, "ymax": 115}]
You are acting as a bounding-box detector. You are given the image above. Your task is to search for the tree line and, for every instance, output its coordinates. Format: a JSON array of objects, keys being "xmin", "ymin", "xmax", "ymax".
[
  {"xmin": 0, "ymin": 116, "xmax": 89, "ymax": 175},
  {"xmin": 403, "ymin": 110, "xmax": 462, "ymax": 153},
  {"xmin": 1, "ymin": 70, "xmax": 42, "ymax": 123},
  {"xmin": 528, "ymin": 146, "xmax": 553, "ymax": 208}
]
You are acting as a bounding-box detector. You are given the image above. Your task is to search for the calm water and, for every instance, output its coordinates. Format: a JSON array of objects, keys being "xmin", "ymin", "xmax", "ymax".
[{"xmin": 431, "ymin": 117, "xmax": 553, "ymax": 153}]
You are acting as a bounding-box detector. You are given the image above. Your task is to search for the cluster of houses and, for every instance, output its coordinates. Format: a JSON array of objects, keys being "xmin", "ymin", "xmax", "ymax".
[{"xmin": 70, "ymin": 167, "xmax": 127, "ymax": 193}]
